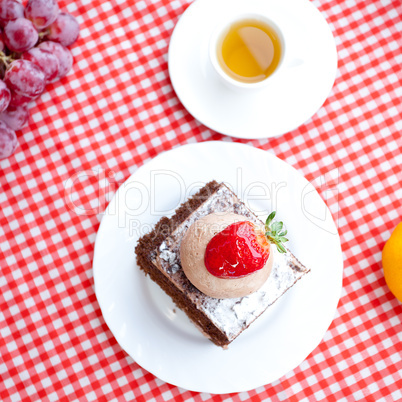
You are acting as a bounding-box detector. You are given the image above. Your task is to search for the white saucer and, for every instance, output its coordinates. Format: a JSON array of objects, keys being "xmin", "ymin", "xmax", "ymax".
[
  {"xmin": 93, "ymin": 142, "xmax": 343, "ymax": 393},
  {"xmin": 168, "ymin": 0, "xmax": 337, "ymax": 139}
]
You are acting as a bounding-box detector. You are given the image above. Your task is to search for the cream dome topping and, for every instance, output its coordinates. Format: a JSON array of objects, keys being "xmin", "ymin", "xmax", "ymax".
[{"xmin": 180, "ymin": 212, "xmax": 273, "ymax": 299}]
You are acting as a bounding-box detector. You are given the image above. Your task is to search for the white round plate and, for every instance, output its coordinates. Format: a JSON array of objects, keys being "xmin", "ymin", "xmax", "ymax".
[
  {"xmin": 168, "ymin": 0, "xmax": 337, "ymax": 139},
  {"xmin": 93, "ymin": 141, "xmax": 343, "ymax": 394}
]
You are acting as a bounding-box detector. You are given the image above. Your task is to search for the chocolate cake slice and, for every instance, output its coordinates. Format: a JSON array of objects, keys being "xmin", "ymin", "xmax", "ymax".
[{"xmin": 135, "ymin": 181, "xmax": 310, "ymax": 347}]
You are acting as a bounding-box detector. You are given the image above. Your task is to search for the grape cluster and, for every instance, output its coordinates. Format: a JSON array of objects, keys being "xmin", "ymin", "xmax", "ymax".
[{"xmin": 0, "ymin": 0, "xmax": 79, "ymax": 159}]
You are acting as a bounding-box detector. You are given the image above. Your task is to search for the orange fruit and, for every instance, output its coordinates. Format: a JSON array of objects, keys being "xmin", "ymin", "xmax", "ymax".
[{"xmin": 382, "ymin": 222, "xmax": 402, "ymax": 303}]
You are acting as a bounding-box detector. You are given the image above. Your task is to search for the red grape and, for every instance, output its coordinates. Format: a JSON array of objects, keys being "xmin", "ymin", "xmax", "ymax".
[
  {"xmin": 0, "ymin": 104, "xmax": 29, "ymax": 130},
  {"xmin": 0, "ymin": 33, "xmax": 5, "ymax": 52},
  {"xmin": 0, "ymin": 1, "xmax": 79, "ymax": 155},
  {"xmin": 25, "ymin": 0, "xmax": 58, "ymax": 30},
  {"xmin": 47, "ymin": 12, "xmax": 80, "ymax": 47},
  {"xmin": 5, "ymin": 59, "xmax": 45, "ymax": 99},
  {"xmin": 0, "ymin": 0, "xmax": 23, "ymax": 28},
  {"xmin": 38, "ymin": 41, "xmax": 72, "ymax": 78},
  {"xmin": 0, "ymin": 79, "xmax": 10, "ymax": 112},
  {"xmin": 4, "ymin": 18, "xmax": 38, "ymax": 52},
  {"xmin": 22, "ymin": 48, "xmax": 59, "ymax": 83},
  {"xmin": 0, "ymin": 33, "xmax": 4, "ymax": 77},
  {"xmin": 9, "ymin": 91, "xmax": 35, "ymax": 106},
  {"xmin": 0, "ymin": 120, "xmax": 17, "ymax": 159}
]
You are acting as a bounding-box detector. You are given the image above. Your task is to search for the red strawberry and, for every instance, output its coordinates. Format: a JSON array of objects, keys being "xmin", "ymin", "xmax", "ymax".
[
  {"xmin": 204, "ymin": 212, "xmax": 288, "ymax": 278},
  {"xmin": 204, "ymin": 221, "xmax": 270, "ymax": 278}
]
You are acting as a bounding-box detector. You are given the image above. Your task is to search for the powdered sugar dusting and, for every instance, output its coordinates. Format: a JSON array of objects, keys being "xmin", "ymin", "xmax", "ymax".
[{"xmin": 197, "ymin": 248, "xmax": 307, "ymax": 338}]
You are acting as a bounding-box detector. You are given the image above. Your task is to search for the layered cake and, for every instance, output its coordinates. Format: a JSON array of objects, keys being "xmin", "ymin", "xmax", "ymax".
[{"xmin": 135, "ymin": 181, "xmax": 310, "ymax": 347}]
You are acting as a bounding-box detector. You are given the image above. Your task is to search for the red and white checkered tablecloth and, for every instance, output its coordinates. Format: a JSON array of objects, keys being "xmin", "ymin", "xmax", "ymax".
[{"xmin": 1, "ymin": 0, "xmax": 401, "ymax": 400}]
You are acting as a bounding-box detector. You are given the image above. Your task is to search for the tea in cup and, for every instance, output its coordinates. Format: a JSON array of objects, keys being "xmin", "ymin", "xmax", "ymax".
[{"xmin": 210, "ymin": 14, "xmax": 286, "ymax": 90}]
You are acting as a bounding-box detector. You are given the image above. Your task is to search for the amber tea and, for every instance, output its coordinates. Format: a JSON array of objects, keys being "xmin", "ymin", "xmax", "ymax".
[{"xmin": 216, "ymin": 18, "xmax": 282, "ymax": 84}]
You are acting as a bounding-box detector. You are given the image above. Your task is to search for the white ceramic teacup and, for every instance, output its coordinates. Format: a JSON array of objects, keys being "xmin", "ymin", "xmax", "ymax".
[{"xmin": 209, "ymin": 13, "xmax": 287, "ymax": 92}]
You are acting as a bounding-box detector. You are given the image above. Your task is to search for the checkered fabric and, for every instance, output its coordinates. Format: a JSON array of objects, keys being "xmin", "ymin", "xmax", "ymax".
[{"xmin": 1, "ymin": 0, "xmax": 401, "ymax": 400}]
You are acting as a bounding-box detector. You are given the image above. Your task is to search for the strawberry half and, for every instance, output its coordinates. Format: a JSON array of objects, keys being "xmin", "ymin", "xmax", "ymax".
[{"xmin": 204, "ymin": 212, "xmax": 288, "ymax": 278}]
